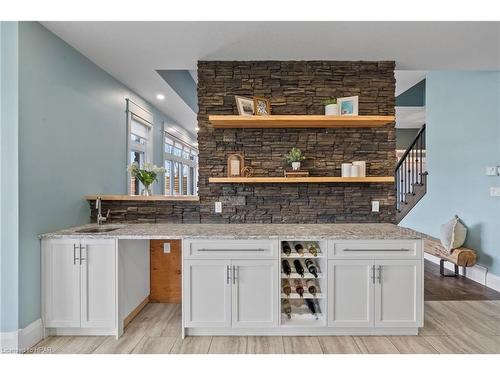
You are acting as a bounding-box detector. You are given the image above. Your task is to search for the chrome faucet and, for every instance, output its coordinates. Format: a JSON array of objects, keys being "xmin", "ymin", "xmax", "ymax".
[{"xmin": 96, "ymin": 196, "xmax": 110, "ymax": 225}]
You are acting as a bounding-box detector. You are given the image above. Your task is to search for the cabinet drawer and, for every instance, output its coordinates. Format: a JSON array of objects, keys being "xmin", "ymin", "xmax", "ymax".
[
  {"xmin": 328, "ymin": 240, "xmax": 422, "ymax": 259},
  {"xmin": 184, "ymin": 239, "xmax": 278, "ymax": 259}
]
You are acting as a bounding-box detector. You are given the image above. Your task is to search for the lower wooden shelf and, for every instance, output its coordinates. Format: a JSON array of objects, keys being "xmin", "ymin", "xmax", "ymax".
[{"xmin": 209, "ymin": 176, "xmax": 394, "ymax": 184}]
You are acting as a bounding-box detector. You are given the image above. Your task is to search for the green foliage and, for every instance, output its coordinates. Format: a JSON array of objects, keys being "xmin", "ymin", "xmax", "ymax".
[
  {"xmin": 127, "ymin": 162, "xmax": 165, "ymax": 187},
  {"xmin": 284, "ymin": 147, "xmax": 306, "ymax": 164},
  {"xmin": 322, "ymin": 98, "xmax": 337, "ymax": 105}
]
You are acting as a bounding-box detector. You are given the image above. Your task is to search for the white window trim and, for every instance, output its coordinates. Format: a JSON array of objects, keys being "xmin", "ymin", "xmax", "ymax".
[
  {"xmin": 163, "ymin": 125, "xmax": 198, "ymax": 196},
  {"xmin": 126, "ymin": 99, "xmax": 154, "ymax": 194}
]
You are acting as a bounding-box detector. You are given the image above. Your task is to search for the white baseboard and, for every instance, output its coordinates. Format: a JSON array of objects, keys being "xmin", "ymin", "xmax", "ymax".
[
  {"xmin": 0, "ymin": 318, "xmax": 43, "ymax": 354},
  {"xmin": 425, "ymin": 253, "xmax": 500, "ymax": 292}
]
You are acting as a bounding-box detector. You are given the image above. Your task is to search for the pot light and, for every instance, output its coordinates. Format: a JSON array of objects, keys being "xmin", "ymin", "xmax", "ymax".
[{"xmin": 156, "ymin": 94, "xmax": 165, "ymax": 100}]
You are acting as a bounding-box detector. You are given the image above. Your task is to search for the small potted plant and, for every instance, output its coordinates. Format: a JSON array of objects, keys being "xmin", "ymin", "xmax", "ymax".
[
  {"xmin": 127, "ymin": 162, "xmax": 165, "ymax": 196},
  {"xmin": 323, "ymin": 98, "xmax": 339, "ymax": 116},
  {"xmin": 285, "ymin": 147, "xmax": 306, "ymax": 171}
]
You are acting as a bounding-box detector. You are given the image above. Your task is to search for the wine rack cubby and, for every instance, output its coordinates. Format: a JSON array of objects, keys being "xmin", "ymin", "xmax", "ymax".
[{"xmin": 280, "ymin": 240, "xmax": 327, "ymax": 327}]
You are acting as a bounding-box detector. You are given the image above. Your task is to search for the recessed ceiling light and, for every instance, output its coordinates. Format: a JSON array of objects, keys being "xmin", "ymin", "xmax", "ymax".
[{"xmin": 156, "ymin": 94, "xmax": 165, "ymax": 100}]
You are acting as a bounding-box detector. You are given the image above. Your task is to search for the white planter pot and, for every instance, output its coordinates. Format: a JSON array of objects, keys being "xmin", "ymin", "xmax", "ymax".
[
  {"xmin": 325, "ymin": 104, "xmax": 339, "ymax": 116},
  {"xmin": 291, "ymin": 162, "xmax": 301, "ymax": 171}
]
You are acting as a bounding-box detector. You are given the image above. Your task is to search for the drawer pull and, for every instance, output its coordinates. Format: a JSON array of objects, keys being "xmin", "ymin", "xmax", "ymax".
[
  {"xmin": 197, "ymin": 248, "xmax": 266, "ymax": 252},
  {"xmin": 343, "ymin": 248, "xmax": 410, "ymax": 252}
]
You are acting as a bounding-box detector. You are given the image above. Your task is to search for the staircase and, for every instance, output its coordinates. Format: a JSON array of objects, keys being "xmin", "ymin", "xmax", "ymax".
[{"xmin": 395, "ymin": 124, "xmax": 427, "ymax": 223}]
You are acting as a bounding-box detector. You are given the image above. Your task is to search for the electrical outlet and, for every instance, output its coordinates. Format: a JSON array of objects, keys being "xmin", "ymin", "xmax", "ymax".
[
  {"xmin": 163, "ymin": 243, "xmax": 171, "ymax": 254},
  {"xmin": 215, "ymin": 201, "xmax": 222, "ymax": 213},
  {"xmin": 490, "ymin": 187, "xmax": 500, "ymax": 197},
  {"xmin": 486, "ymin": 166, "xmax": 499, "ymax": 176},
  {"xmin": 371, "ymin": 201, "xmax": 380, "ymax": 212}
]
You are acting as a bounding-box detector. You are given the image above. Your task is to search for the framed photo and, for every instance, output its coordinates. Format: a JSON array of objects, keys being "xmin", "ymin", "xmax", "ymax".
[
  {"xmin": 235, "ymin": 96, "xmax": 255, "ymax": 116},
  {"xmin": 253, "ymin": 97, "xmax": 271, "ymax": 116},
  {"xmin": 337, "ymin": 96, "xmax": 359, "ymax": 116}
]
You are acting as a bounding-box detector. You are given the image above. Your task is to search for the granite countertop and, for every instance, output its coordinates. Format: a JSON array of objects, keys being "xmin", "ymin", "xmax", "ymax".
[{"xmin": 40, "ymin": 223, "xmax": 423, "ymax": 240}]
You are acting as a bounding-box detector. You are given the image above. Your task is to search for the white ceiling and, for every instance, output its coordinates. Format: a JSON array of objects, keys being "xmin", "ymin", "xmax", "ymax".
[{"xmin": 41, "ymin": 21, "xmax": 499, "ymax": 133}]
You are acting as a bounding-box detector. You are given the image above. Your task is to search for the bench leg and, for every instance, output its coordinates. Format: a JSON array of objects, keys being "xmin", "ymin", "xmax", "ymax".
[{"xmin": 440, "ymin": 259, "xmax": 459, "ymax": 277}]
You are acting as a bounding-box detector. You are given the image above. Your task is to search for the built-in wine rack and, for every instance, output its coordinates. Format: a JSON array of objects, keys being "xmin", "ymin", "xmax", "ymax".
[{"xmin": 280, "ymin": 240, "xmax": 326, "ymax": 327}]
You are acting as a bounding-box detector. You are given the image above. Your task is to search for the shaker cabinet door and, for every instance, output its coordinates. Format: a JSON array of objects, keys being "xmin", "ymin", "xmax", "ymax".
[{"xmin": 184, "ymin": 260, "xmax": 231, "ymax": 328}]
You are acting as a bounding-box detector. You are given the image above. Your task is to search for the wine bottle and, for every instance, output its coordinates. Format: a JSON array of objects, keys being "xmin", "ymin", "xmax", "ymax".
[
  {"xmin": 305, "ymin": 298, "xmax": 318, "ymax": 320},
  {"xmin": 294, "ymin": 279, "xmax": 304, "ymax": 297},
  {"xmin": 294, "ymin": 243, "xmax": 304, "ymax": 256},
  {"xmin": 282, "ymin": 259, "xmax": 291, "ymax": 276},
  {"xmin": 282, "ymin": 241, "xmax": 292, "ymax": 256},
  {"xmin": 282, "ymin": 279, "xmax": 292, "ymax": 296},
  {"xmin": 293, "ymin": 259, "xmax": 304, "ymax": 277},
  {"xmin": 306, "ymin": 279, "xmax": 317, "ymax": 296},
  {"xmin": 305, "ymin": 258, "xmax": 318, "ymax": 278},
  {"xmin": 307, "ymin": 242, "xmax": 318, "ymax": 257},
  {"xmin": 282, "ymin": 299, "xmax": 292, "ymax": 319}
]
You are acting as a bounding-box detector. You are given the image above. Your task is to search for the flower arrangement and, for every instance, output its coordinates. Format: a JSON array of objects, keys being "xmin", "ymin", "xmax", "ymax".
[{"xmin": 127, "ymin": 162, "xmax": 165, "ymax": 196}]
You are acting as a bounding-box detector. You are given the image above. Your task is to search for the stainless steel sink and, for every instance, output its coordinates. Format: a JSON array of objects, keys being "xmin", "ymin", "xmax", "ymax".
[{"xmin": 76, "ymin": 226, "xmax": 122, "ymax": 234}]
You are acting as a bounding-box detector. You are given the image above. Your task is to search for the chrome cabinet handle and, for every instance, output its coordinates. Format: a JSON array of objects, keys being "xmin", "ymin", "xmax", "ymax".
[
  {"xmin": 232, "ymin": 265, "xmax": 238, "ymax": 284},
  {"xmin": 378, "ymin": 266, "xmax": 382, "ymax": 284},
  {"xmin": 226, "ymin": 265, "xmax": 231, "ymax": 285},
  {"xmin": 371, "ymin": 265, "xmax": 375, "ymax": 284},
  {"xmin": 73, "ymin": 244, "xmax": 79, "ymax": 265},
  {"xmin": 79, "ymin": 244, "xmax": 86, "ymax": 264},
  {"xmin": 198, "ymin": 248, "xmax": 266, "ymax": 252},
  {"xmin": 343, "ymin": 248, "xmax": 410, "ymax": 252}
]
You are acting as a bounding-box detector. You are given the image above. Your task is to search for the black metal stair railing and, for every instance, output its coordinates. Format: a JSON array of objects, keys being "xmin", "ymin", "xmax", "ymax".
[{"xmin": 395, "ymin": 124, "xmax": 427, "ymax": 222}]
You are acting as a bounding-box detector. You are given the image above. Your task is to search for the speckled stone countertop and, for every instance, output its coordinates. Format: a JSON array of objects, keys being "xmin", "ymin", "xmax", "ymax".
[{"xmin": 40, "ymin": 223, "xmax": 423, "ymax": 240}]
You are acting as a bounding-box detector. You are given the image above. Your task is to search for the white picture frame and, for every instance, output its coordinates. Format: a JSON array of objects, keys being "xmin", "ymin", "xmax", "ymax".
[
  {"xmin": 337, "ymin": 96, "xmax": 359, "ymax": 116},
  {"xmin": 235, "ymin": 96, "xmax": 255, "ymax": 116}
]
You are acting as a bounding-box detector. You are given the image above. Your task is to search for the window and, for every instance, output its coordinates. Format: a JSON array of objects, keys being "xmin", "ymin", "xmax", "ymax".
[
  {"xmin": 127, "ymin": 99, "xmax": 153, "ymax": 195},
  {"xmin": 164, "ymin": 132, "xmax": 198, "ymax": 196}
]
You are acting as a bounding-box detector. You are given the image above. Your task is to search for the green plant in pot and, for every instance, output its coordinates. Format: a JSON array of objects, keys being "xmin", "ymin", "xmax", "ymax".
[
  {"xmin": 285, "ymin": 147, "xmax": 306, "ymax": 171},
  {"xmin": 127, "ymin": 162, "xmax": 165, "ymax": 196},
  {"xmin": 323, "ymin": 98, "xmax": 339, "ymax": 115}
]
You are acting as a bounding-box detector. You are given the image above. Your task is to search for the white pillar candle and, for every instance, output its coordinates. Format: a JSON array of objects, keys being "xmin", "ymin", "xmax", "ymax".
[
  {"xmin": 352, "ymin": 161, "xmax": 366, "ymax": 177},
  {"xmin": 350, "ymin": 164, "xmax": 361, "ymax": 177},
  {"xmin": 341, "ymin": 163, "xmax": 352, "ymax": 177}
]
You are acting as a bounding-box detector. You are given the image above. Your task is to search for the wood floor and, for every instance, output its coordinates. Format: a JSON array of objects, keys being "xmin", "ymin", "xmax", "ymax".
[{"xmin": 31, "ymin": 260, "xmax": 500, "ymax": 354}]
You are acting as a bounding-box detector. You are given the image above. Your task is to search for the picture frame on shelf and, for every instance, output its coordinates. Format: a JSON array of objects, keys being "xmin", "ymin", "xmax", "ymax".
[
  {"xmin": 227, "ymin": 153, "xmax": 245, "ymax": 177},
  {"xmin": 337, "ymin": 96, "xmax": 359, "ymax": 116},
  {"xmin": 253, "ymin": 97, "xmax": 271, "ymax": 116},
  {"xmin": 235, "ymin": 96, "xmax": 255, "ymax": 116}
]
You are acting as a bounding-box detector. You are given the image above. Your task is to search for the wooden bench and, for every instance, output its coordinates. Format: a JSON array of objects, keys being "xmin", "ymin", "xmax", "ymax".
[{"xmin": 424, "ymin": 237, "xmax": 477, "ymax": 277}]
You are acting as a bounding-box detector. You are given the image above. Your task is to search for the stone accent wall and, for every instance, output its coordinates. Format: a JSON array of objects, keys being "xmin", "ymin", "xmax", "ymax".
[
  {"xmin": 197, "ymin": 61, "xmax": 396, "ymax": 223},
  {"xmin": 89, "ymin": 61, "xmax": 396, "ymax": 224}
]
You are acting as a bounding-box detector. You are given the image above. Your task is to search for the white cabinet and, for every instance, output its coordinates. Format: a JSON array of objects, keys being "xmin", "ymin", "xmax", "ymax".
[
  {"xmin": 328, "ymin": 260, "xmax": 374, "ymax": 327},
  {"xmin": 42, "ymin": 238, "xmax": 117, "ymax": 333},
  {"xmin": 184, "ymin": 260, "xmax": 231, "ymax": 328},
  {"xmin": 374, "ymin": 260, "xmax": 422, "ymax": 327},
  {"xmin": 184, "ymin": 259, "xmax": 278, "ymax": 329},
  {"xmin": 231, "ymin": 260, "xmax": 278, "ymax": 328},
  {"xmin": 327, "ymin": 258, "xmax": 422, "ymax": 329}
]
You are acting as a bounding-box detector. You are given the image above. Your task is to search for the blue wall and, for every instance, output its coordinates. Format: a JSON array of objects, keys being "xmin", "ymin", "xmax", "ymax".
[
  {"xmin": 17, "ymin": 22, "xmax": 186, "ymax": 328},
  {"xmin": 401, "ymin": 71, "xmax": 500, "ymax": 275},
  {"xmin": 0, "ymin": 21, "xmax": 19, "ymax": 333}
]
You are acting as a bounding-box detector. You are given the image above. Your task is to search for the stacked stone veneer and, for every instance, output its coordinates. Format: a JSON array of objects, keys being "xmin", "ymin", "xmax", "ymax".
[{"xmin": 90, "ymin": 61, "xmax": 396, "ymax": 224}]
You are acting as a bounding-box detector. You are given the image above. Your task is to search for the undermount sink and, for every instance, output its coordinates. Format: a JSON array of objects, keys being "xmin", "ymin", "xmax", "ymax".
[{"xmin": 76, "ymin": 226, "xmax": 122, "ymax": 234}]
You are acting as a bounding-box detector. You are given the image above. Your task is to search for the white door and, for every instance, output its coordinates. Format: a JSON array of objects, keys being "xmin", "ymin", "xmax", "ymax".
[
  {"xmin": 231, "ymin": 260, "xmax": 278, "ymax": 328},
  {"xmin": 80, "ymin": 239, "xmax": 117, "ymax": 329},
  {"xmin": 374, "ymin": 260, "xmax": 423, "ymax": 327},
  {"xmin": 184, "ymin": 260, "xmax": 231, "ymax": 327},
  {"xmin": 43, "ymin": 239, "xmax": 81, "ymax": 328},
  {"xmin": 328, "ymin": 260, "xmax": 374, "ymax": 327}
]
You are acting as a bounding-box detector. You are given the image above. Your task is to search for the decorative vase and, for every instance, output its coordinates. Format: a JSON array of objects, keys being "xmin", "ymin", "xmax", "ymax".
[
  {"xmin": 291, "ymin": 162, "xmax": 301, "ymax": 171},
  {"xmin": 141, "ymin": 185, "xmax": 152, "ymax": 196},
  {"xmin": 325, "ymin": 104, "xmax": 339, "ymax": 116}
]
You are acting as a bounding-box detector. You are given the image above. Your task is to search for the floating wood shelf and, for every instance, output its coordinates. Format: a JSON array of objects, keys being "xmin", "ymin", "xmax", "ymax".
[
  {"xmin": 208, "ymin": 177, "xmax": 395, "ymax": 184},
  {"xmin": 209, "ymin": 115, "xmax": 395, "ymax": 129}
]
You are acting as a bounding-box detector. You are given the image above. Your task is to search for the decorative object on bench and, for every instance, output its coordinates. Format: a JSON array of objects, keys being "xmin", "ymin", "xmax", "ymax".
[
  {"xmin": 235, "ymin": 96, "xmax": 254, "ymax": 116},
  {"xmin": 253, "ymin": 97, "xmax": 271, "ymax": 116},
  {"xmin": 440, "ymin": 215, "xmax": 467, "ymax": 253},
  {"xmin": 424, "ymin": 237, "xmax": 477, "ymax": 277},
  {"xmin": 285, "ymin": 147, "xmax": 306, "ymax": 171},
  {"xmin": 337, "ymin": 95, "xmax": 359, "ymax": 116},
  {"xmin": 127, "ymin": 162, "xmax": 165, "ymax": 196},
  {"xmin": 227, "ymin": 153, "xmax": 245, "ymax": 177},
  {"xmin": 242, "ymin": 166, "xmax": 253, "ymax": 177},
  {"xmin": 323, "ymin": 98, "xmax": 339, "ymax": 116}
]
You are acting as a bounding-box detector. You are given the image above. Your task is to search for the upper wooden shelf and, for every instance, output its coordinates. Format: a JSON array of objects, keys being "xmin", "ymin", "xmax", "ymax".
[
  {"xmin": 209, "ymin": 115, "xmax": 395, "ymax": 129},
  {"xmin": 209, "ymin": 177, "xmax": 395, "ymax": 184}
]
